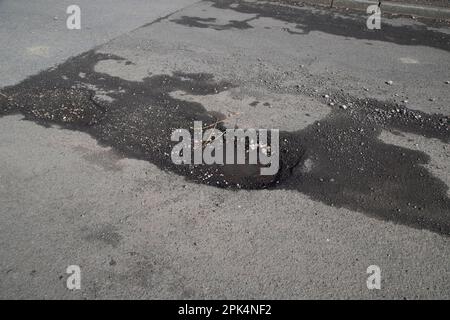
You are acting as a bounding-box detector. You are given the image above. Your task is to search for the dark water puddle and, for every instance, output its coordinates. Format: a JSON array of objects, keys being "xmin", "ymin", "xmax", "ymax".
[
  {"xmin": 0, "ymin": 51, "xmax": 302, "ymax": 189},
  {"xmin": 0, "ymin": 51, "xmax": 448, "ymax": 235},
  {"xmin": 285, "ymin": 98, "xmax": 449, "ymax": 236},
  {"xmin": 191, "ymin": 0, "xmax": 450, "ymax": 52}
]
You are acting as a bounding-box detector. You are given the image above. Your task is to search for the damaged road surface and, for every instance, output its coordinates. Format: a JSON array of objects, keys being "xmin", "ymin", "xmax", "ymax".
[{"xmin": 1, "ymin": 0, "xmax": 449, "ymax": 299}]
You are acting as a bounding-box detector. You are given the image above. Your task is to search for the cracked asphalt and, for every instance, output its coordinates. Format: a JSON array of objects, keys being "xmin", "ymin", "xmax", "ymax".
[{"xmin": 0, "ymin": 0, "xmax": 449, "ymax": 299}]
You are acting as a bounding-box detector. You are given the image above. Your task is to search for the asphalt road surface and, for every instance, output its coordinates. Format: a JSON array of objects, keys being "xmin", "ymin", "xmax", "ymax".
[{"xmin": 0, "ymin": 0, "xmax": 449, "ymax": 299}]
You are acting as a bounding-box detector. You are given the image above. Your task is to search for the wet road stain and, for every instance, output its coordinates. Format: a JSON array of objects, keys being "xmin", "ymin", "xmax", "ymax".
[
  {"xmin": 0, "ymin": 52, "xmax": 302, "ymax": 190},
  {"xmin": 199, "ymin": 0, "xmax": 450, "ymax": 52},
  {"xmin": 284, "ymin": 98, "xmax": 449, "ymax": 235},
  {"xmin": 0, "ymin": 50, "xmax": 448, "ymax": 235},
  {"xmin": 171, "ymin": 15, "xmax": 258, "ymax": 30}
]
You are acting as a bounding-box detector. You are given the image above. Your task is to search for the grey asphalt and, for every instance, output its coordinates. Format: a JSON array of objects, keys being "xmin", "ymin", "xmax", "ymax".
[
  {"xmin": 0, "ymin": 0, "xmax": 198, "ymax": 87},
  {"xmin": 0, "ymin": 0, "xmax": 449, "ymax": 299}
]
